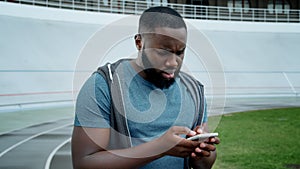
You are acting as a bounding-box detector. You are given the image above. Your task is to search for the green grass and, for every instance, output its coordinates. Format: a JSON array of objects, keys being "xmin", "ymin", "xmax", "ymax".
[{"xmin": 212, "ymin": 107, "xmax": 300, "ymax": 169}]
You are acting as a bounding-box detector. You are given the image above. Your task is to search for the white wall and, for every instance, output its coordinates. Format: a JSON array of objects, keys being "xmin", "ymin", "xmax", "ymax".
[
  {"xmin": 190, "ymin": 20, "xmax": 300, "ymax": 97},
  {"xmin": 0, "ymin": 2, "xmax": 299, "ymax": 109}
]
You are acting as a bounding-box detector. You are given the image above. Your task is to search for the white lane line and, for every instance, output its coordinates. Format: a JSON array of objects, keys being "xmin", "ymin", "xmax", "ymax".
[
  {"xmin": 44, "ymin": 137, "xmax": 71, "ymax": 169},
  {"xmin": 0, "ymin": 123, "xmax": 72, "ymax": 158},
  {"xmin": 0, "ymin": 117, "xmax": 73, "ymax": 136},
  {"xmin": 283, "ymin": 72, "xmax": 297, "ymax": 94}
]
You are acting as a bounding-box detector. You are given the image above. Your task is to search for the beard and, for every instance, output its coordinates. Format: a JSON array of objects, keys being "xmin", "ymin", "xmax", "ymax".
[{"xmin": 141, "ymin": 49, "xmax": 179, "ymax": 89}]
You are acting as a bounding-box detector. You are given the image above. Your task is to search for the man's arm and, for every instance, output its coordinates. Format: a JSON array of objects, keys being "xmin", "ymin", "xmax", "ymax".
[{"xmin": 72, "ymin": 126, "xmax": 200, "ymax": 169}]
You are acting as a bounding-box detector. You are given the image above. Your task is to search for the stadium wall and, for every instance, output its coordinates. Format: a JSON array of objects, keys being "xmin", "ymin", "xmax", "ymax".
[{"xmin": 0, "ymin": 2, "xmax": 299, "ymax": 111}]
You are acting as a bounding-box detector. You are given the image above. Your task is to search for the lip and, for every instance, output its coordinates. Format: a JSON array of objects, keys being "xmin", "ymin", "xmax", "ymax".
[
  {"xmin": 161, "ymin": 70, "xmax": 176, "ymax": 79},
  {"xmin": 163, "ymin": 69, "xmax": 176, "ymax": 74},
  {"xmin": 162, "ymin": 72, "xmax": 174, "ymax": 79}
]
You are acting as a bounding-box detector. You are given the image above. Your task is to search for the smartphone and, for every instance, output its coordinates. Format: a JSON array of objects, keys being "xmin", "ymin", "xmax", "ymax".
[{"xmin": 187, "ymin": 133, "xmax": 218, "ymax": 141}]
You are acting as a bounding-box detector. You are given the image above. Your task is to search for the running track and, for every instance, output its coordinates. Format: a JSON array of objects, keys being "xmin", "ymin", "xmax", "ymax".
[
  {"xmin": 0, "ymin": 118, "xmax": 73, "ymax": 169},
  {"xmin": 0, "ymin": 97, "xmax": 299, "ymax": 169}
]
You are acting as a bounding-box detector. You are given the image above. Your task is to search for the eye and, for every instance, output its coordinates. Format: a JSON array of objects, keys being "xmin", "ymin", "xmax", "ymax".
[
  {"xmin": 175, "ymin": 49, "xmax": 185, "ymax": 56},
  {"xmin": 156, "ymin": 49, "xmax": 170, "ymax": 56},
  {"xmin": 155, "ymin": 48, "xmax": 185, "ymax": 57},
  {"xmin": 175, "ymin": 51, "xmax": 183, "ymax": 56}
]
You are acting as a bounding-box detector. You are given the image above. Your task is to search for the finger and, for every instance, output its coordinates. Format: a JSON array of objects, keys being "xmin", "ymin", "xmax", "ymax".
[
  {"xmin": 197, "ymin": 128, "xmax": 204, "ymax": 134},
  {"xmin": 207, "ymin": 137, "xmax": 220, "ymax": 144},
  {"xmin": 214, "ymin": 137, "xmax": 220, "ymax": 144},
  {"xmin": 171, "ymin": 126, "xmax": 196, "ymax": 136},
  {"xmin": 200, "ymin": 143, "xmax": 216, "ymax": 151},
  {"xmin": 195, "ymin": 147, "xmax": 202, "ymax": 153},
  {"xmin": 191, "ymin": 149, "xmax": 211, "ymax": 158},
  {"xmin": 193, "ymin": 126, "xmax": 203, "ymax": 134},
  {"xmin": 191, "ymin": 152, "xmax": 197, "ymax": 158},
  {"xmin": 196, "ymin": 144, "xmax": 211, "ymax": 156},
  {"xmin": 187, "ymin": 130, "xmax": 197, "ymax": 136},
  {"xmin": 200, "ymin": 150, "xmax": 211, "ymax": 157}
]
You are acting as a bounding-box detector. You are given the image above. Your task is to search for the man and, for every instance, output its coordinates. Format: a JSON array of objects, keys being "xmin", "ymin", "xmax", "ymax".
[{"xmin": 72, "ymin": 6, "xmax": 220, "ymax": 169}]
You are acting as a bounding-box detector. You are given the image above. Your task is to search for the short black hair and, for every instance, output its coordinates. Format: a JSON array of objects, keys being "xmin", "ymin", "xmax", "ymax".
[{"xmin": 138, "ymin": 6, "xmax": 187, "ymax": 34}]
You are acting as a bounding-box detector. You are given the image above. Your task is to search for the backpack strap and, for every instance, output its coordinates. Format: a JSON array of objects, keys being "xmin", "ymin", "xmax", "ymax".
[
  {"xmin": 179, "ymin": 72, "xmax": 205, "ymax": 169},
  {"xmin": 96, "ymin": 58, "xmax": 133, "ymax": 149},
  {"xmin": 179, "ymin": 72, "xmax": 204, "ymax": 169},
  {"xmin": 179, "ymin": 71, "xmax": 205, "ymax": 129}
]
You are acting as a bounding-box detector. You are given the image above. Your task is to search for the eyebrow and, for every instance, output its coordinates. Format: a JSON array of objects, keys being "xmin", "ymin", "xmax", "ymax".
[
  {"xmin": 159, "ymin": 47, "xmax": 186, "ymax": 56},
  {"xmin": 160, "ymin": 45, "xmax": 186, "ymax": 51}
]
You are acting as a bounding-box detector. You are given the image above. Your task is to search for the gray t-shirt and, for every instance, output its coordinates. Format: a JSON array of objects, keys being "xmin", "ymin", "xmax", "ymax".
[{"xmin": 74, "ymin": 61, "xmax": 207, "ymax": 168}]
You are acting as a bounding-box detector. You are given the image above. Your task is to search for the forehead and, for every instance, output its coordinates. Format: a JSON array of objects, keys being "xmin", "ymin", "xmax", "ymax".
[{"xmin": 147, "ymin": 27, "xmax": 187, "ymax": 47}]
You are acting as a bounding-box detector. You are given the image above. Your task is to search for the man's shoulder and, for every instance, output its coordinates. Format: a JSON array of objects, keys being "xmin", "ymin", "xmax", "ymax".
[
  {"xmin": 179, "ymin": 71, "xmax": 203, "ymax": 87},
  {"xmin": 98, "ymin": 58, "xmax": 133, "ymax": 70},
  {"xmin": 96, "ymin": 58, "xmax": 133, "ymax": 79}
]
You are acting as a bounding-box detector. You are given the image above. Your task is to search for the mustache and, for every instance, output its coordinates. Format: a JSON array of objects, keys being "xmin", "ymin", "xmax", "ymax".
[
  {"xmin": 141, "ymin": 49, "xmax": 179, "ymax": 70},
  {"xmin": 141, "ymin": 49, "xmax": 177, "ymax": 89}
]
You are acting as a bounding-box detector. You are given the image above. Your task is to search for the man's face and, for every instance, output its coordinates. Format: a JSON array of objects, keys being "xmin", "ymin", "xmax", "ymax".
[{"xmin": 140, "ymin": 27, "xmax": 187, "ymax": 89}]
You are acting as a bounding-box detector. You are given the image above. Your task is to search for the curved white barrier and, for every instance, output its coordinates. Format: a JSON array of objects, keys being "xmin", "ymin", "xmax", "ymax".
[{"xmin": 0, "ymin": 2, "xmax": 299, "ymax": 110}]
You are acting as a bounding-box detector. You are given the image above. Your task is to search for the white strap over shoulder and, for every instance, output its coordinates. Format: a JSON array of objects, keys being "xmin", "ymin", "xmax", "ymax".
[{"xmin": 107, "ymin": 63, "xmax": 113, "ymax": 82}]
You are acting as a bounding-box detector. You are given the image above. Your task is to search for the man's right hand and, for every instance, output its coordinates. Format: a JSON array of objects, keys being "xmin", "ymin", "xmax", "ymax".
[{"xmin": 156, "ymin": 126, "xmax": 200, "ymax": 158}]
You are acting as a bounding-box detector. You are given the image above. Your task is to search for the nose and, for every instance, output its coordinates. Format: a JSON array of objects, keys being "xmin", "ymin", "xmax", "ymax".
[{"xmin": 165, "ymin": 54, "xmax": 178, "ymax": 68}]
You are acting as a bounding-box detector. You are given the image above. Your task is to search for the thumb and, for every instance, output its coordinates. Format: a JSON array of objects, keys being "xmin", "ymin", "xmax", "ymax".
[
  {"xmin": 171, "ymin": 126, "xmax": 196, "ymax": 136},
  {"xmin": 194, "ymin": 126, "xmax": 204, "ymax": 134}
]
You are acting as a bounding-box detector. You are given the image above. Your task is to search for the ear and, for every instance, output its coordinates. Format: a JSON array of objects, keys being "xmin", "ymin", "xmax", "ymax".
[{"xmin": 134, "ymin": 34, "xmax": 142, "ymax": 51}]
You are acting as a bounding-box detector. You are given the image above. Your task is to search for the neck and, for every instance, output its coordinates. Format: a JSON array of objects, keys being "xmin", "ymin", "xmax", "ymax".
[
  {"xmin": 135, "ymin": 56, "xmax": 144, "ymax": 69},
  {"xmin": 130, "ymin": 58, "xmax": 147, "ymax": 79}
]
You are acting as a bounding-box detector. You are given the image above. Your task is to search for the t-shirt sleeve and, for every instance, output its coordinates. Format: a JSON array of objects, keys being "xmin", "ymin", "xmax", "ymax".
[{"xmin": 74, "ymin": 73, "xmax": 111, "ymax": 128}]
